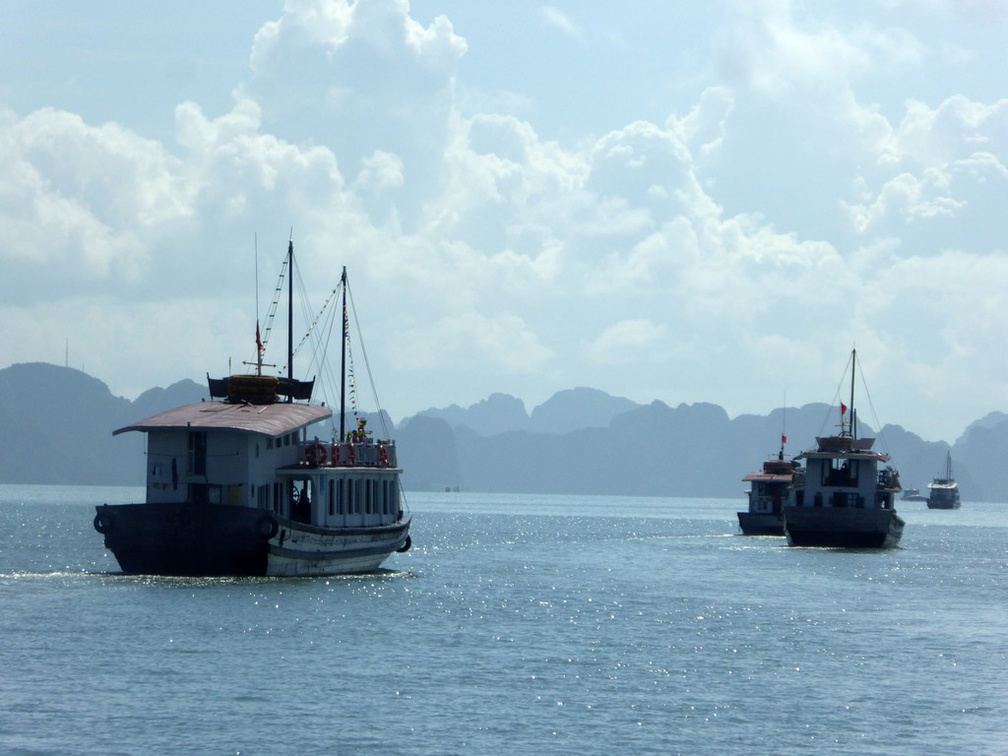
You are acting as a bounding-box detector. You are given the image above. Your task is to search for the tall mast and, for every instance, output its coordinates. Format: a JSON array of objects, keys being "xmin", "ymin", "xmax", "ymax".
[
  {"xmin": 339, "ymin": 266, "xmax": 348, "ymax": 441},
  {"xmin": 287, "ymin": 239, "xmax": 294, "ymax": 403},
  {"xmin": 849, "ymin": 348, "xmax": 857, "ymax": 439}
]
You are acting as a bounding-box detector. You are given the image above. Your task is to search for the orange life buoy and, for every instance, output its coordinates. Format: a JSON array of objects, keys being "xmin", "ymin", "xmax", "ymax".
[{"xmin": 305, "ymin": 443, "xmax": 328, "ymax": 467}]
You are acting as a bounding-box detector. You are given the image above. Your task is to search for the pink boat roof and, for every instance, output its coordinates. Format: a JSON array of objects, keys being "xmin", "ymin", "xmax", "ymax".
[
  {"xmin": 114, "ymin": 401, "xmax": 332, "ymax": 438},
  {"xmin": 742, "ymin": 471, "xmax": 793, "ymax": 482}
]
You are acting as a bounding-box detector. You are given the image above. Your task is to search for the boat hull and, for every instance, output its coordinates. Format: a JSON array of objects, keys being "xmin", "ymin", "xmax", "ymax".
[
  {"xmin": 783, "ymin": 506, "xmax": 904, "ymax": 549},
  {"xmin": 926, "ymin": 499, "xmax": 961, "ymax": 510},
  {"xmin": 737, "ymin": 511, "xmax": 785, "ymax": 536},
  {"xmin": 95, "ymin": 503, "xmax": 410, "ymax": 577},
  {"xmin": 926, "ymin": 490, "xmax": 961, "ymax": 509},
  {"xmin": 268, "ymin": 516, "xmax": 411, "ymax": 577}
]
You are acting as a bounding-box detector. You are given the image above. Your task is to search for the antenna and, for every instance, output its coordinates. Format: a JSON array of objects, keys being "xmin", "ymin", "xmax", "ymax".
[{"xmin": 779, "ymin": 390, "xmax": 787, "ymax": 459}]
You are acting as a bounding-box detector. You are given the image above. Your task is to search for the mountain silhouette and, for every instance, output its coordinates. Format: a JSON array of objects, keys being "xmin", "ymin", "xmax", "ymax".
[{"xmin": 1, "ymin": 362, "xmax": 1006, "ymax": 501}]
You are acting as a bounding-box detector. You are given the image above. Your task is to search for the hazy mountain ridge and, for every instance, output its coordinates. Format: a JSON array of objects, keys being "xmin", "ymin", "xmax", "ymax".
[{"xmin": 2, "ymin": 362, "xmax": 1005, "ymax": 501}]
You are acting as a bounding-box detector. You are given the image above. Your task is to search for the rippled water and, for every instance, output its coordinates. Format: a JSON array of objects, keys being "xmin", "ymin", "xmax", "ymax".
[{"xmin": 1, "ymin": 485, "xmax": 1005, "ymax": 755}]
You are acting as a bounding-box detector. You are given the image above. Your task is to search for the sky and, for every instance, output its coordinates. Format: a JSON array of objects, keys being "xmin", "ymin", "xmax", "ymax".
[{"xmin": 1, "ymin": 0, "xmax": 1006, "ymax": 443}]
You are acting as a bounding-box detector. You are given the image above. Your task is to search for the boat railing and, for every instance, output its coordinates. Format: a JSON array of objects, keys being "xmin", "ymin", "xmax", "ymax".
[
  {"xmin": 299, "ymin": 439, "xmax": 398, "ymax": 468},
  {"xmin": 878, "ymin": 466, "xmax": 900, "ymax": 490}
]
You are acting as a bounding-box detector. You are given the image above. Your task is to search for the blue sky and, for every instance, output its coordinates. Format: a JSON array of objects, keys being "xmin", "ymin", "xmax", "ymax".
[{"xmin": 1, "ymin": 0, "xmax": 1006, "ymax": 443}]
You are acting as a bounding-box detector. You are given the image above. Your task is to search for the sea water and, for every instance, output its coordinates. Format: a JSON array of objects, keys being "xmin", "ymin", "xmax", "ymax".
[{"xmin": 0, "ymin": 485, "xmax": 1005, "ymax": 755}]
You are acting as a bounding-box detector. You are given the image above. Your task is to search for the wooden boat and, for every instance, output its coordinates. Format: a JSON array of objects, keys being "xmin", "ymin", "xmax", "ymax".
[
  {"xmin": 783, "ymin": 350, "xmax": 904, "ymax": 548},
  {"xmin": 94, "ymin": 242, "xmax": 411, "ymax": 576}
]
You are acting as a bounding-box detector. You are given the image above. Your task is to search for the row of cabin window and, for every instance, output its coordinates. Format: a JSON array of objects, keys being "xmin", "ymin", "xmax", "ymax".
[
  {"xmin": 252, "ymin": 479, "xmax": 397, "ymax": 517},
  {"xmin": 265, "ymin": 434, "xmax": 295, "ymax": 450},
  {"xmin": 328, "ymin": 478, "xmax": 397, "ymax": 517}
]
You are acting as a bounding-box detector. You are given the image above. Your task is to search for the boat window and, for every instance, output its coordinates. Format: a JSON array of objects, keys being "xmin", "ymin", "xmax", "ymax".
[
  {"xmin": 188, "ymin": 431, "xmax": 207, "ymax": 476},
  {"xmin": 823, "ymin": 458, "xmax": 858, "ymax": 487}
]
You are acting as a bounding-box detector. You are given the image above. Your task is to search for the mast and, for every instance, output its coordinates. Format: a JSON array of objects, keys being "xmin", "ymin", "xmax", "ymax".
[
  {"xmin": 287, "ymin": 239, "xmax": 294, "ymax": 403},
  {"xmin": 849, "ymin": 348, "xmax": 857, "ymax": 439},
  {"xmin": 339, "ymin": 266, "xmax": 348, "ymax": 441}
]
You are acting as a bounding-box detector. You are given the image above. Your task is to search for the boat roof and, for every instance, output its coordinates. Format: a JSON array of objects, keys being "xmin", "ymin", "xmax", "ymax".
[
  {"xmin": 798, "ymin": 449, "xmax": 890, "ymax": 461},
  {"xmin": 742, "ymin": 471, "xmax": 793, "ymax": 482},
  {"xmin": 795, "ymin": 434, "xmax": 889, "ymax": 461},
  {"xmin": 113, "ymin": 401, "xmax": 332, "ymax": 438}
]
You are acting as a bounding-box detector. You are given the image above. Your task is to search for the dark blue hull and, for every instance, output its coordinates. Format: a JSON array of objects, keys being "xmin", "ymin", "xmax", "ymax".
[{"xmin": 94, "ymin": 503, "xmax": 276, "ymax": 576}]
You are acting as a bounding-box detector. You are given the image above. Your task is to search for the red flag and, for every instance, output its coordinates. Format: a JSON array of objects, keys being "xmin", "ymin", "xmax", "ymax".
[
  {"xmin": 781, "ymin": 433, "xmax": 787, "ymax": 445},
  {"xmin": 840, "ymin": 402, "xmax": 848, "ymax": 415}
]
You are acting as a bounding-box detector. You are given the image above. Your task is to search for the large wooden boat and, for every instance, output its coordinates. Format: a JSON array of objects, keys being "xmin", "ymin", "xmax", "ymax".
[
  {"xmin": 94, "ymin": 243, "xmax": 411, "ymax": 576},
  {"xmin": 783, "ymin": 350, "xmax": 904, "ymax": 548},
  {"xmin": 927, "ymin": 451, "xmax": 961, "ymax": 510}
]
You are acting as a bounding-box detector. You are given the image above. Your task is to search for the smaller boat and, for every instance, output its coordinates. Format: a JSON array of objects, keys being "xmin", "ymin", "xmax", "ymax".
[
  {"xmin": 901, "ymin": 487, "xmax": 927, "ymax": 502},
  {"xmin": 927, "ymin": 452, "xmax": 961, "ymax": 509},
  {"xmin": 738, "ymin": 436, "xmax": 802, "ymax": 536},
  {"xmin": 783, "ymin": 350, "xmax": 905, "ymax": 548}
]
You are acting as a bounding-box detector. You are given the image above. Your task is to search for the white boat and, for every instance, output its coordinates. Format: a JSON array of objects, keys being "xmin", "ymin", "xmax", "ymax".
[
  {"xmin": 783, "ymin": 350, "xmax": 904, "ymax": 548},
  {"xmin": 927, "ymin": 452, "xmax": 961, "ymax": 510},
  {"xmin": 94, "ymin": 243, "xmax": 411, "ymax": 576},
  {"xmin": 901, "ymin": 487, "xmax": 927, "ymax": 502}
]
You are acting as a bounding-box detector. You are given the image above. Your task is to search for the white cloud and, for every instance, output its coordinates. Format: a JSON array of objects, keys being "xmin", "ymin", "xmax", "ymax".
[
  {"xmin": 586, "ymin": 319, "xmax": 666, "ymax": 365},
  {"xmin": 1, "ymin": 0, "xmax": 1006, "ymax": 441},
  {"xmin": 541, "ymin": 7, "xmax": 582, "ymax": 38}
]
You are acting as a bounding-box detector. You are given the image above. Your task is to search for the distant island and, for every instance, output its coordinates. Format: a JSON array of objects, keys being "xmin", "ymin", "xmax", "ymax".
[{"xmin": 2, "ymin": 361, "xmax": 1006, "ymax": 501}]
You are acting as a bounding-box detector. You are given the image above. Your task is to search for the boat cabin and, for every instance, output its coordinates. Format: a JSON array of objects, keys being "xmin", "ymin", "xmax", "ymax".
[
  {"xmin": 115, "ymin": 399, "xmax": 403, "ymax": 531},
  {"xmin": 795, "ymin": 436, "xmax": 899, "ymax": 510}
]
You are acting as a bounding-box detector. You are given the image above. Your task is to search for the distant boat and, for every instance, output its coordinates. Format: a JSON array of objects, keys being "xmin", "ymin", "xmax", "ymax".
[
  {"xmin": 783, "ymin": 349, "xmax": 905, "ymax": 548},
  {"xmin": 94, "ymin": 242, "xmax": 411, "ymax": 576},
  {"xmin": 901, "ymin": 487, "xmax": 927, "ymax": 502},
  {"xmin": 738, "ymin": 436, "xmax": 802, "ymax": 536},
  {"xmin": 927, "ymin": 452, "xmax": 961, "ymax": 510}
]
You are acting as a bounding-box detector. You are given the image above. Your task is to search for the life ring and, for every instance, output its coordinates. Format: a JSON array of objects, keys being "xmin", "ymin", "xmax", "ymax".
[
  {"xmin": 255, "ymin": 514, "xmax": 279, "ymax": 539},
  {"xmin": 396, "ymin": 534, "xmax": 412, "ymax": 553},
  {"xmin": 305, "ymin": 443, "xmax": 328, "ymax": 467},
  {"xmin": 331, "ymin": 444, "xmax": 340, "ymax": 465},
  {"xmin": 93, "ymin": 510, "xmax": 114, "ymax": 534}
]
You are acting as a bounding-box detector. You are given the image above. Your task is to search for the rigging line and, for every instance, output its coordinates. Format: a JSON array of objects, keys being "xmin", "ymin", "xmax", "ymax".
[
  {"xmin": 821, "ymin": 350, "xmax": 856, "ymax": 436},
  {"xmin": 255, "ymin": 249, "xmax": 287, "ymax": 368},
  {"xmin": 309, "ymin": 286, "xmax": 340, "ymax": 400},
  {"xmin": 246, "ymin": 252, "xmax": 287, "ymax": 373},
  {"xmin": 346, "ymin": 278, "xmax": 392, "ymax": 439},
  {"xmin": 857, "ymin": 362, "xmax": 893, "ymax": 457}
]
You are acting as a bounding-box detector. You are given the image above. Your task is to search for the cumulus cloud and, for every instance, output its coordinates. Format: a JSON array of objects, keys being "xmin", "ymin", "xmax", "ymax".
[{"xmin": 1, "ymin": 0, "xmax": 1006, "ymax": 439}]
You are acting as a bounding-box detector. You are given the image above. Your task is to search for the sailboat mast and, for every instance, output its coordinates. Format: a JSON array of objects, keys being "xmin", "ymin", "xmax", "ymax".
[
  {"xmin": 339, "ymin": 266, "xmax": 348, "ymax": 441},
  {"xmin": 287, "ymin": 240, "xmax": 294, "ymax": 403},
  {"xmin": 849, "ymin": 348, "xmax": 857, "ymax": 439}
]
